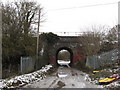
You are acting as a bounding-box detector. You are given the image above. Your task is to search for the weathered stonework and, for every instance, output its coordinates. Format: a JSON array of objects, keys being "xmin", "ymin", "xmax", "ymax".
[{"xmin": 48, "ymin": 36, "xmax": 86, "ymax": 66}]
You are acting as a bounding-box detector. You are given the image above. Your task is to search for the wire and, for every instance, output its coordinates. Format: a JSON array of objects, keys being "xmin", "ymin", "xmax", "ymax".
[{"xmin": 49, "ymin": 2, "xmax": 118, "ymax": 11}]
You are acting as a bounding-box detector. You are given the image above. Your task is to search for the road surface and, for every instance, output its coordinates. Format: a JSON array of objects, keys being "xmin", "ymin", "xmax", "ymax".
[{"xmin": 24, "ymin": 66, "xmax": 102, "ymax": 88}]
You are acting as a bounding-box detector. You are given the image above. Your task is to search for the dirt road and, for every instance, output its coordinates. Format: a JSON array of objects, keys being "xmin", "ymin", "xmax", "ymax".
[{"xmin": 24, "ymin": 67, "xmax": 102, "ymax": 88}]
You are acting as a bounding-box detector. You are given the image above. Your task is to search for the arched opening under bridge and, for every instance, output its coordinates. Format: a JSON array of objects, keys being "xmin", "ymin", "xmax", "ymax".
[{"xmin": 56, "ymin": 47, "xmax": 73, "ymax": 67}]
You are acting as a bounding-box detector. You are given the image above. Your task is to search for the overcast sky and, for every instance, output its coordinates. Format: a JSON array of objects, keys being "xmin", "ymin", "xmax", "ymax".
[{"xmin": 1, "ymin": 0, "xmax": 119, "ymax": 35}]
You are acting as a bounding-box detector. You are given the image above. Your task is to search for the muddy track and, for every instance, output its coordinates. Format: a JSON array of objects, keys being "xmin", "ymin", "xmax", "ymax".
[{"xmin": 23, "ymin": 67, "xmax": 102, "ymax": 88}]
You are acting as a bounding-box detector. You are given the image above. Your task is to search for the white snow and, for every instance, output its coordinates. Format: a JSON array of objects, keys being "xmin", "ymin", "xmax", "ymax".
[
  {"xmin": 0, "ymin": 65, "xmax": 53, "ymax": 88},
  {"xmin": 57, "ymin": 60, "xmax": 70, "ymax": 67},
  {"xmin": 40, "ymin": 47, "xmax": 44, "ymax": 56},
  {"xmin": 102, "ymin": 80, "xmax": 120, "ymax": 88},
  {"xmin": 1, "ymin": 63, "xmax": 119, "ymax": 88},
  {"xmin": 87, "ymin": 63, "xmax": 120, "ymax": 88},
  {"xmin": 58, "ymin": 72, "xmax": 68, "ymax": 78},
  {"xmin": 0, "ymin": 81, "xmax": 3, "ymax": 88},
  {"xmin": 111, "ymin": 41, "xmax": 118, "ymax": 44},
  {"xmin": 57, "ymin": 60, "xmax": 70, "ymax": 65},
  {"xmin": 84, "ymin": 74, "xmax": 91, "ymax": 82},
  {"xmin": 98, "ymin": 56, "xmax": 101, "ymax": 58}
]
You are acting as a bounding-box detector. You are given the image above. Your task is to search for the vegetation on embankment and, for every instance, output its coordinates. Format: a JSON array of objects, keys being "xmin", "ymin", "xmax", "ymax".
[{"xmin": 2, "ymin": 0, "xmax": 59, "ymax": 78}]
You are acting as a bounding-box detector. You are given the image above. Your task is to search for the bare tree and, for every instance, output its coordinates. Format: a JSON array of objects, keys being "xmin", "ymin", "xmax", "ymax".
[
  {"xmin": 2, "ymin": 1, "xmax": 45, "ymax": 78},
  {"xmin": 106, "ymin": 25, "xmax": 119, "ymax": 64},
  {"xmin": 100, "ymin": 25, "xmax": 119, "ymax": 52},
  {"xmin": 78, "ymin": 25, "xmax": 108, "ymax": 56},
  {"xmin": 106, "ymin": 25, "xmax": 119, "ymax": 48},
  {"xmin": 14, "ymin": 1, "xmax": 45, "ymax": 35}
]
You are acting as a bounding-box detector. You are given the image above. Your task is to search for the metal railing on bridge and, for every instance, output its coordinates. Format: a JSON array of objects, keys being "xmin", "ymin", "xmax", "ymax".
[{"xmin": 39, "ymin": 32, "xmax": 83, "ymax": 36}]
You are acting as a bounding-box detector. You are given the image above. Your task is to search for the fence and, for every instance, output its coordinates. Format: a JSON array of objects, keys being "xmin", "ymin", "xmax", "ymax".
[
  {"xmin": 86, "ymin": 49, "xmax": 119, "ymax": 69},
  {"xmin": 20, "ymin": 57, "xmax": 36, "ymax": 73},
  {"xmin": 20, "ymin": 56, "xmax": 49, "ymax": 74}
]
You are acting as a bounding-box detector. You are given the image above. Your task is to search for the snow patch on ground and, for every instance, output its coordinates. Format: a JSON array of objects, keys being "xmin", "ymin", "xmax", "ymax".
[
  {"xmin": 58, "ymin": 72, "xmax": 68, "ymax": 78},
  {"xmin": 84, "ymin": 74, "xmax": 91, "ymax": 82},
  {"xmin": 0, "ymin": 65, "xmax": 52, "ymax": 88},
  {"xmin": 57, "ymin": 60, "xmax": 70, "ymax": 67},
  {"xmin": 102, "ymin": 80, "xmax": 120, "ymax": 88},
  {"xmin": 84, "ymin": 64, "xmax": 120, "ymax": 88},
  {"xmin": 84, "ymin": 74, "xmax": 104, "ymax": 88},
  {"xmin": 23, "ymin": 67, "xmax": 102, "ymax": 88},
  {"xmin": 58, "ymin": 60, "xmax": 70, "ymax": 65},
  {"xmin": 0, "ymin": 80, "xmax": 3, "ymax": 88}
]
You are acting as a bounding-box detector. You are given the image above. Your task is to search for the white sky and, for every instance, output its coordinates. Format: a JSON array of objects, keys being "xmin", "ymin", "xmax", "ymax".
[
  {"xmin": 39, "ymin": 0, "xmax": 119, "ymax": 33},
  {"xmin": 1, "ymin": 0, "xmax": 119, "ymax": 35}
]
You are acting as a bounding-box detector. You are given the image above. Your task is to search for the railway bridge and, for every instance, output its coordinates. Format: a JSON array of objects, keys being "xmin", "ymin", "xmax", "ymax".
[{"xmin": 48, "ymin": 36, "xmax": 86, "ymax": 66}]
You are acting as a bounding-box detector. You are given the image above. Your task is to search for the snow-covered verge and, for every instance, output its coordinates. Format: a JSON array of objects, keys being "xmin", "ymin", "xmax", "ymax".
[
  {"xmin": 84, "ymin": 74, "xmax": 100, "ymax": 85},
  {"xmin": 84, "ymin": 63, "xmax": 120, "ymax": 88},
  {"xmin": 98, "ymin": 65, "xmax": 120, "ymax": 88},
  {"xmin": 0, "ymin": 65, "xmax": 53, "ymax": 88},
  {"xmin": 101, "ymin": 67, "xmax": 120, "ymax": 88},
  {"xmin": 102, "ymin": 80, "xmax": 120, "ymax": 88},
  {"xmin": 84, "ymin": 73, "xmax": 120, "ymax": 88}
]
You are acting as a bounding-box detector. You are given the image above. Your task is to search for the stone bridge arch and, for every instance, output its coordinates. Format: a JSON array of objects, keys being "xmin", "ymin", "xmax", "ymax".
[{"xmin": 48, "ymin": 36, "xmax": 86, "ymax": 67}]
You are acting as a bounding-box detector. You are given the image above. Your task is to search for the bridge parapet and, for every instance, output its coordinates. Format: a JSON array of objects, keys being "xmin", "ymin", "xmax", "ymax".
[{"xmin": 58, "ymin": 36, "xmax": 80, "ymax": 43}]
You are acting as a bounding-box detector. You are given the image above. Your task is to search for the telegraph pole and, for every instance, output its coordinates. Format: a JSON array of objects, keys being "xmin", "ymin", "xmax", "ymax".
[
  {"xmin": 36, "ymin": 9, "xmax": 41, "ymax": 57},
  {"xmin": 0, "ymin": 6, "xmax": 2, "ymax": 79},
  {"xmin": 35, "ymin": 9, "xmax": 41, "ymax": 69},
  {"xmin": 118, "ymin": 1, "xmax": 120, "ymax": 65}
]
